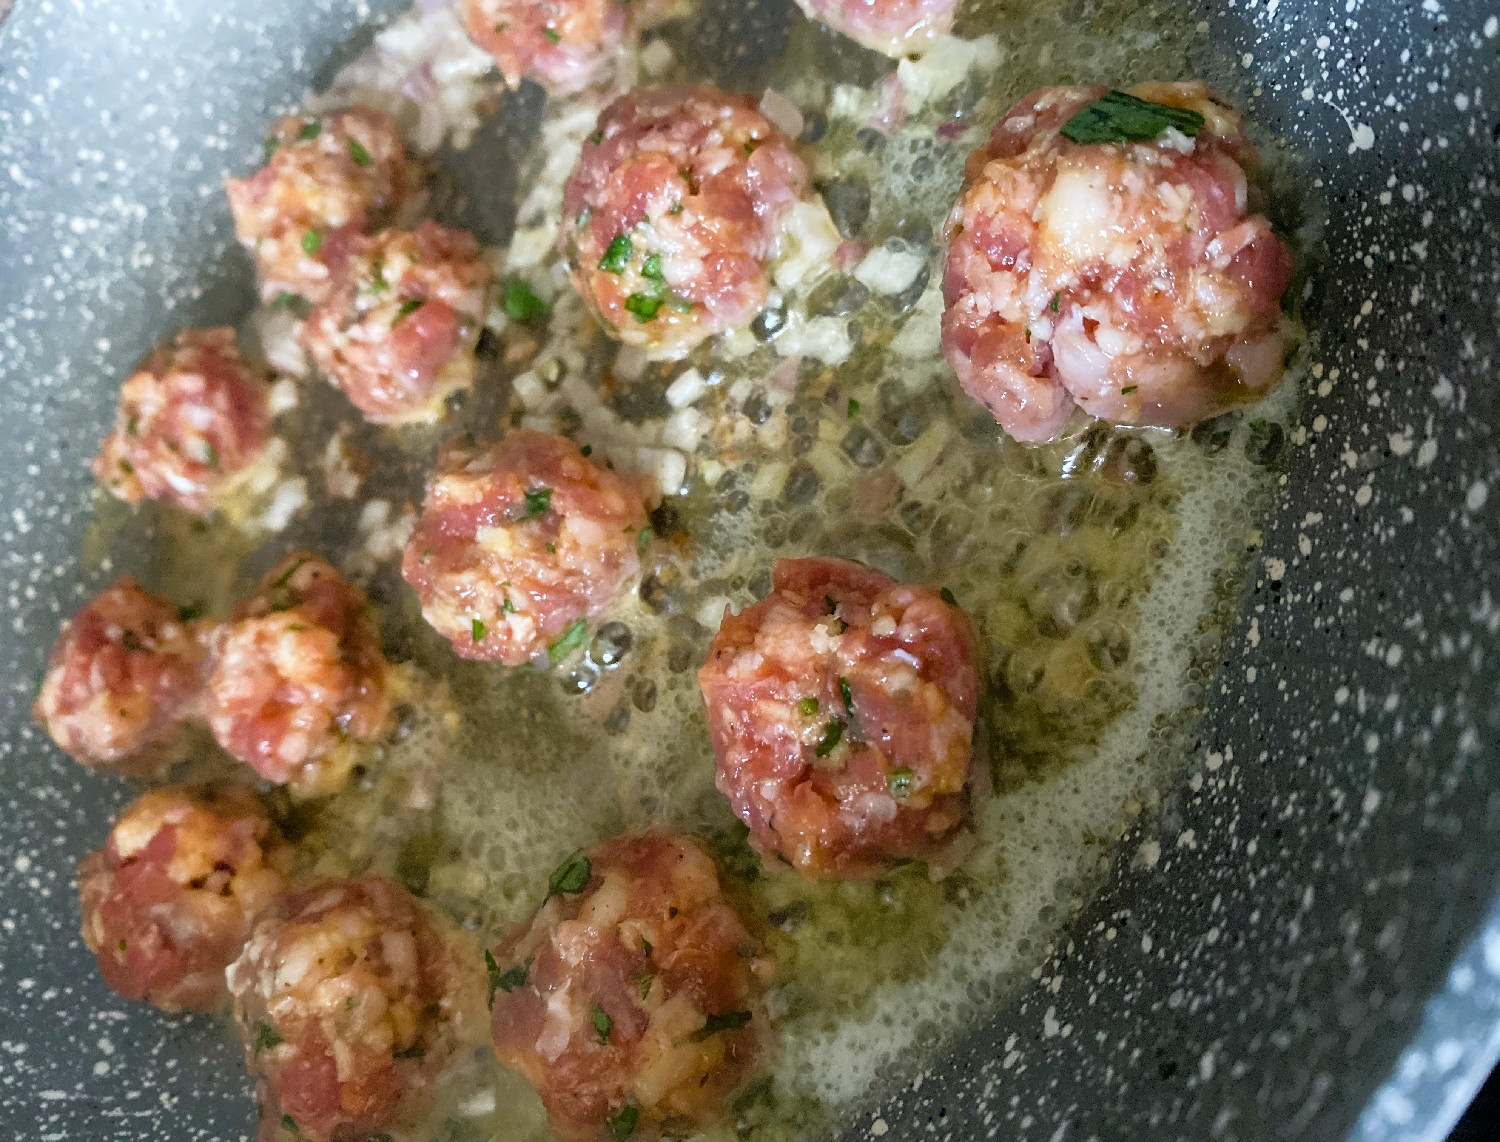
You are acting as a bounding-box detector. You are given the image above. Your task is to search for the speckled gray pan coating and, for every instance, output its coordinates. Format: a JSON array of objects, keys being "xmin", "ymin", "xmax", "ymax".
[{"xmin": 1, "ymin": 0, "xmax": 1498, "ymax": 1139}]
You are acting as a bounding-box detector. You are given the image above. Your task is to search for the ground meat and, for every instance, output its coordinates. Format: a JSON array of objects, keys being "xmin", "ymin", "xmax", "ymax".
[
  {"xmin": 560, "ymin": 85, "xmax": 810, "ymax": 358},
  {"xmin": 462, "ymin": 0, "xmax": 623, "ymax": 93},
  {"xmin": 227, "ymin": 876, "xmax": 479, "ymax": 1142},
  {"xmin": 941, "ymin": 83, "xmax": 1295, "ymax": 442},
  {"xmin": 33, "ymin": 577, "xmax": 208, "ymax": 776},
  {"xmin": 302, "ymin": 221, "xmax": 493, "ymax": 424},
  {"xmin": 489, "ymin": 831, "xmax": 774, "ymax": 1142},
  {"xmin": 402, "ymin": 429, "xmax": 646, "ymax": 665},
  {"xmin": 77, "ymin": 784, "xmax": 291, "ymax": 1012},
  {"xmin": 791, "ymin": 0, "xmax": 957, "ymax": 57},
  {"xmin": 92, "ymin": 328, "xmax": 275, "ymax": 516},
  {"xmin": 205, "ymin": 553, "xmax": 392, "ymax": 797},
  {"xmin": 226, "ymin": 108, "xmax": 414, "ymax": 305},
  {"xmin": 698, "ymin": 557, "xmax": 980, "ymax": 879}
]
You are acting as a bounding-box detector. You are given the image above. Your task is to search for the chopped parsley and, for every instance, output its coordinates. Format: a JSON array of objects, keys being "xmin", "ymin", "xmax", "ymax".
[
  {"xmin": 581, "ymin": 444, "xmax": 593, "ymax": 456},
  {"xmin": 272, "ymin": 290, "xmax": 301, "ymax": 309},
  {"xmin": 542, "ymin": 26, "xmax": 562, "ymax": 42},
  {"xmin": 177, "ymin": 603, "xmax": 204, "ymax": 622},
  {"xmin": 1121, "ymin": 384, "xmax": 1138, "ymax": 394},
  {"xmin": 253, "ymin": 1022, "xmax": 284, "ymax": 1054},
  {"xmin": 592, "ymin": 1004, "xmax": 614, "ymax": 1043},
  {"xmin": 548, "ymin": 849, "xmax": 592, "ymax": 895},
  {"xmin": 668, "ymin": 202, "xmax": 684, "ymax": 215},
  {"xmin": 693, "ymin": 1010, "xmax": 752, "ymax": 1040},
  {"xmin": 125, "ymin": 415, "xmax": 139, "ymax": 435},
  {"xmin": 369, "ymin": 259, "xmax": 388, "ymax": 294},
  {"xmin": 636, "ymin": 973, "xmax": 654, "ymax": 999},
  {"xmin": 485, "ymin": 951, "xmax": 530, "ymax": 1007},
  {"xmin": 524, "ymin": 486, "xmax": 553, "ymax": 517},
  {"xmin": 589, "ymin": 130, "xmax": 605, "ymax": 144},
  {"xmin": 635, "ymin": 525, "xmax": 652, "ymax": 554},
  {"xmin": 624, "ymin": 292, "xmax": 663, "ymax": 322},
  {"xmin": 301, "ymin": 229, "xmax": 322, "ymax": 255},
  {"xmin": 641, "ymin": 253, "xmax": 664, "ymax": 283},
  {"xmin": 393, "ymin": 297, "xmax": 425, "ymax": 324},
  {"xmin": 202, "ymin": 441, "xmax": 219, "ymax": 469},
  {"xmin": 1049, "ymin": 291, "xmax": 1061, "ymax": 312},
  {"xmin": 471, "ymin": 618, "xmax": 486, "ymax": 643},
  {"xmin": 502, "ymin": 596, "xmax": 516, "ymax": 615},
  {"xmin": 940, "ymin": 586, "xmax": 957, "ymax": 606},
  {"xmin": 1059, "ymin": 89, "xmax": 1205, "ymax": 146},
  {"xmin": 814, "ymin": 720, "xmax": 843, "ymax": 758},
  {"xmin": 798, "ymin": 695, "xmax": 819, "ymax": 716},
  {"xmin": 607, "ymin": 1103, "xmax": 639, "ymax": 1142},
  {"xmin": 503, "ymin": 279, "xmax": 550, "ymax": 322},
  {"xmin": 887, "ymin": 766, "xmax": 915, "ymax": 799},
  {"xmin": 839, "ymin": 676, "xmax": 854, "ymax": 717},
  {"xmin": 847, "ymin": 398, "xmax": 861, "ymax": 418},
  {"xmin": 281, "ymin": 1114, "xmax": 299, "ymax": 1134},
  {"xmin": 347, "ymin": 138, "xmax": 372, "ymax": 167},
  {"xmin": 271, "ymin": 558, "xmax": 307, "ymax": 589},
  {"xmin": 598, "ymin": 233, "xmax": 633, "ymax": 273},
  {"xmin": 297, "ymin": 120, "xmax": 322, "ymax": 141},
  {"xmin": 641, "ymin": 938, "xmax": 652, "ymax": 957},
  {"xmin": 548, "ymin": 618, "xmax": 589, "ymax": 664}
]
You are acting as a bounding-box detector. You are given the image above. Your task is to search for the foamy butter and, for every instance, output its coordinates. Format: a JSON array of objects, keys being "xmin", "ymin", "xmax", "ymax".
[{"xmin": 100, "ymin": 0, "xmax": 1311, "ymax": 1137}]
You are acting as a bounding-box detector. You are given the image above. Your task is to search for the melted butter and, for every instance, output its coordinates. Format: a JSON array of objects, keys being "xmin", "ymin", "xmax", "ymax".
[{"xmin": 75, "ymin": 0, "xmax": 1317, "ymax": 1136}]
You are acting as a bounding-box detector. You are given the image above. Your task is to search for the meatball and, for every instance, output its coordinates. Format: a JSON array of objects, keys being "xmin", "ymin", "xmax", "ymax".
[
  {"xmin": 302, "ymin": 221, "xmax": 493, "ymax": 424},
  {"xmin": 34, "ymin": 577, "xmax": 208, "ymax": 775},
  {"xmin": 77, "ymin": 784, "xmax": 291, "ymax": 1013},
  {"xmin": 228, "ymin": 877, "xmax": 477, "ymax": 1142},
  {"xmin": 402, "ymin": 429, "xmax": 646, "ymax": 665},
  {"xmin": 205, "ymin": 553, "xmax": 393, "ymax": 797},
  {"xmin": 226, "ymin": 108, "xmax": 414, "ymax": 304},
  {"xmin": 942, "ymin": 83, "xmax": 1295, "ymax": 442},
  {"xmin": 462, "ymin": 0, "xmax": 626, "ymax": 94},
  {"xmin": 489, "ymin": 832, "xmax": 774, "ymax": 1142},
  {"xmin": 792, "ymin": 0, "xmax": 957, "ymax": 57},
  {"xmin": 92, "ymin": 328, "xmax": 275, "ymax": 517},
  {"xmin": 560, "ymin": 85, "xmax": 810, "ymax": 358},
  {"xmin": 698, "ymin": 557, "xmax": 980, "ymax": 879}
]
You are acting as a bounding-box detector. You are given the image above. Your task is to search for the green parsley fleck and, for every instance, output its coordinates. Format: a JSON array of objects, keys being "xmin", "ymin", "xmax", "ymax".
[
  {"xmin": 636, "ymin": 973, "xmax": 655, "ymax": 1000},
  {"xmin": 1250, "ymin": 417, "xmax": 1268, "ymax": 433},
  {"xmin": 1049, "ymin": 291, "xmax": 1061, "ymax": 312},
  {"xmin": 502, "ymin": 597, "xmax": 516, "ymax": 615},
  {"xmin": 485, "ymin": 955, "xmax": 529, "ymax": 1006},
  {"xmin": 471, "ymin": 618, "xmax": 486, "ymax": 643},
  {"xmin": 598, "ymin": 233, "xmax": 633, "ymax": 273},
  {"xmin": 641, "ymin": 938, "xmax": 652, "ymax": 957},
  {"xmin": 542, "ymin": 26, "xmax": 561, "ymax": 42},
  {"xmin": 272, "ymin": 290, "xmax": 302, "ymax": 309},
  {"xmin": 693, "ymin": 1010, "xmax": 752, "ymax": 1040},
  {"xmin": 301, "ymin": 230, "xmax": 322, "ymax": 255},
  {"xmin": 607, "ymin": 1103, "xmax": 639, "ymax": 1142},
  {"xmin": 1121, "ymin": 384, "xmax": 1138, "ymax": 394},
  {"xmin": 177, "ymin": 603, "xmax": 204, "ymax": 622},
  {"xmin": 272, "ymin": 558, "xmax": 307, "ymax": 589},
  {"xmin": 641, "ymin": 253, "xmax": 664, "ymax": 283},
  {"xmin": 524, "ymin": 487, "xmax": 553, "ymax": 517},
  {"xmin": 940, "ymin": 587, "xmax": 957, "ymax": 606},
  {"xmin": 1059, "ymin": 89, "xmax": 1205, "ymax": 146},
  {"xmin": 548, "ymin": 850, "xmax": 592, "ymax": 895},
  {"xmin": 282, "ymin": 1114, "xmax": 299, "ymax": 1134},
  {"xmin": 592, "ymin": 1004, "xmax": 613, "ymax": 1043},
  {"xmin": 625, "ymin": 292, "xmax": 663, "ymax": 322},
  {"xmin": 503, "ymin": 279, "xmax": 550, "ymax": 322},
  {"xmin": 847, "ymin": 398, "xmax": 861, "ymax": 418},
  {"xmin": 549, "ymin": 618, "xmax": 589, "ymax": 665},
  {"xmin": 369, "ymin": 260, "xmax": 388, "ymax": 294},
  {"xmin": 589, "ymin": 130, "xmax": 605, "ymax": 144},
  {"xmin": 839, "ymin": 676, "xmax": 854, "ymax": 717},
  {"xmin": 668, "ymin": 202, "xmax": 684, "ymax": 215},
  {"xmin": 347, "ymin": 138, "xmax": 372, "ymax": 167},
  {"xmin": 887, "ymin": 766, "xmax": 915, "ymax": 799},
  {"xmin": 798, "ymin": 695, "xmax": 819, "ymax": 716},
  {"xmin": 581, "ymin": 444, "xmax": 593, "ymax": 456},
  {"xmin": 393, "ymin": 297, "xmax": 425, "ymax": 324},
  {"xmin": 253, "ymin": 1022, "xmax": 284, "ymax": 1054},
  {"xmin": 815, "ymin": 720, "xmax": 843, "ymax": 758},
  {"xmin": 636, "ymin": 525, "xmax": 652, "ymax": 555},
  {"xmin": 297, "ymin": 120, "xmax": 322, "ymax": 141},
  {"xmin": 202, "ymin": 441, "xmax": 219, "ymax": 469}
]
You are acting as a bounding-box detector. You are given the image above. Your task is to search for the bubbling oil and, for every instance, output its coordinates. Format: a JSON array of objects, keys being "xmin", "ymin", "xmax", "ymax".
[{"xmin": 80, "ymin": 0, "xmax": 1311, "ymax": 1136}]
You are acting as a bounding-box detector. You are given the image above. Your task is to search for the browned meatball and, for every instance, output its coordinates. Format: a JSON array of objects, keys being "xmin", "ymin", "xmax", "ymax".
[
  {"xmin": 77, "ymin": 784, "xmax": 291, "ymax": 1013},
  {"xmin": 302, "ymin": 221, "xmax": 493, "ymax": 424},
  {"xmin": 92, "ymin": 328, "xmax": 275, "ymax": 517},
  {"xmin": 227, "ymin": 877, "xmax": 479, "ymax": 1142},
  {"xmin": 226, "ymin": 108, "xmax": 415, "ymax": 304},
  {"xmin": 402, "ymin": 429, "xmax": 646, "ymax": 665},
  {"xmin": 698, "ymin": 557, "xmax": 980, "ymax": 879},
  {"xmin": 489, "ymin": 832, "xmax": 774, "ymax": 1142},
  {"xmin": 205, "ymin": 553, "xmax": 393, "ymax": 797},
  {"xmin": 33, "ymin": 577, "xmax": 208, "ymax": 775}
]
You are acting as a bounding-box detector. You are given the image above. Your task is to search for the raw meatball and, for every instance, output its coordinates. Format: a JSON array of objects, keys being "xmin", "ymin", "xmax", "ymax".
[
  {"xmin": 226, "ymin": 108, "xmax": 414, "ymax": 304},
  {"xmin": 205, "ymin": 553, "xmax": 393, "ymax": 797},
  {"xmin": 489, "ymin": 832, "xmax": 774, "ymax": 1142},
  {"xmin": 228, "ymin": 876, "xmax": 478, "ymax": 1142},
  {"xmin": 302, "ymin": 221, "xmax": 493, "ymax": 424},
  {"xmin": 792, "ymin": 0, "xmax": 957, "ymax": 57},
  {"xmin": 462, "ymin": 0, "xmax": 625, "ymax": 93},
  {"xmin": 33, "ymin": 577, "xmax": 208, "ymax": 775},
  {"xmin": 92, "ymin": 328, "xmax": 275, "ymax": 516},
  {"xmin": 560, "ymin": 85, "xmax": 810, "ymax": 358},
  {"xmin": 942, "ymin": 83, "xmax": 1295, "ymax": 442},
  {"xmin": 699, "ymin": 557, "xmax": 980, "ymax": 879},
  {"xmin": 77, "ymin": 784, "xmax": 291, "ymax": 1012},
  {"xmin": 402, "ymin": 429, "xmax": 646, "ymax": 665}
]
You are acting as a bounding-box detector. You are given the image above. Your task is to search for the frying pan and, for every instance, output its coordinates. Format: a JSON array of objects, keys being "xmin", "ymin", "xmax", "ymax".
[{"xmin": 1, "ymin": 0, "xmax": 1498, "ymax": 1139}]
